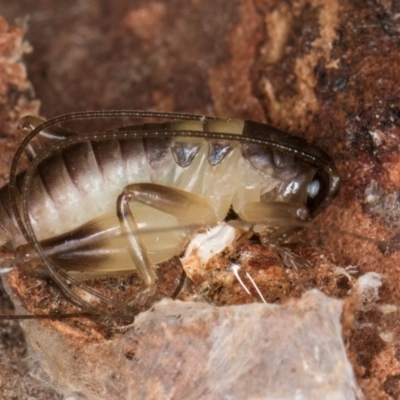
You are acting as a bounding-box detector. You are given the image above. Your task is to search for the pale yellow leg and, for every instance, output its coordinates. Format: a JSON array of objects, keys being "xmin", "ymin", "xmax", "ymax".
[
  {"xmin": 238, "ymin": 200, "xmax": 310, "ymax": 269},
  {"xmin": 117, "ymin": 183, "xmax": 218, "ymax": 296}
]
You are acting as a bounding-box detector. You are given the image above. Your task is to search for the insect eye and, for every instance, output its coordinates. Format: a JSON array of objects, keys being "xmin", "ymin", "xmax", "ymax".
[{"xmin": 306, "ymin": 168, "xmax": 330, "ymax": 213}]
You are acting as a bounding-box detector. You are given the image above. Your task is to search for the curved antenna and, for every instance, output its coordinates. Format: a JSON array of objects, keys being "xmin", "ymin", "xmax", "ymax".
[
  {"xmin": 9, "ymin": 111, "xmax": 220, "ymax": 316},
  {"xmin": 9, "ymin": 110, "xmax": 345, "ymax": 317},
  {"xmin": 0, "ymin": 312, "xmax": 93, "ymax": 320}
]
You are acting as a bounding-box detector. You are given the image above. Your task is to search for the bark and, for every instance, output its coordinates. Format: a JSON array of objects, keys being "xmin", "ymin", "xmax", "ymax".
[{"xmin": 1, "ymin": 0, "xmax": 400, "ymax": 398}]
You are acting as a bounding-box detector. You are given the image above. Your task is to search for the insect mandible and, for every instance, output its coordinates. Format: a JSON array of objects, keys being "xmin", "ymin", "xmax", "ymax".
[{"xmin": 0, "ymin": 110, "xmax": 341, "ymax": 318}]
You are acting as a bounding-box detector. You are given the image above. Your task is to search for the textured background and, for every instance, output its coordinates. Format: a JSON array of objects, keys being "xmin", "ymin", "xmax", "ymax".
[{"xmin": 1, "ymin": 1, "xmax": 400, "ymax": 399}]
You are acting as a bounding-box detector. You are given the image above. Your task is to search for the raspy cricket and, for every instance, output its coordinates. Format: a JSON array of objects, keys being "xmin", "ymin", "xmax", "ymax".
[{"xmin": 0, "ymin": 110, "xmax": 341, "ymax": 320}]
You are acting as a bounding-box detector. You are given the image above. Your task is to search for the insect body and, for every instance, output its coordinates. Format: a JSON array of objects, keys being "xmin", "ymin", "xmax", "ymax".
[{"xmin": 0, "ymin": 111, "xmax": 341, "ymax": 317}]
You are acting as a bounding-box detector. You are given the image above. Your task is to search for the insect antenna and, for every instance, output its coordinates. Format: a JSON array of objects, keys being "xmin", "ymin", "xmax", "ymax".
[
  {"xmin": 7, "ymin": 111, "xmax": 224, "ymax": 319},
  {"xmin": 5, "ymin": 110, "xmax": 372, "ymax": 320},
  {"xmin": 0, "ymin": 312, "xmax": 93, "ymax": 321}
]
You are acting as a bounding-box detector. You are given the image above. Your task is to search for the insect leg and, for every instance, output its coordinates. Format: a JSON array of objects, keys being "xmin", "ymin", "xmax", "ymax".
[
  {"xmin": 238, "ymin": 200, "xmax": 311, "ymax": 269},
  {"xmin": 116, "ymin": 183, "xmax": 218, "ymax": 302},
  {"xmin": 239, "ymin": 201, "xmax": 309, "ymax": 224},
  {"xmin": 170, "ymin": 256, "xmax": 187, "ymax": 300}
]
